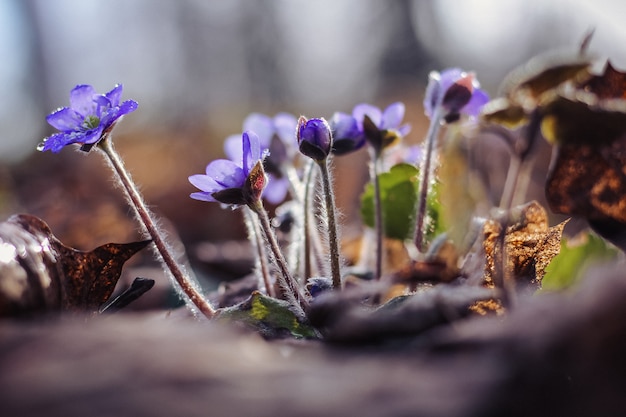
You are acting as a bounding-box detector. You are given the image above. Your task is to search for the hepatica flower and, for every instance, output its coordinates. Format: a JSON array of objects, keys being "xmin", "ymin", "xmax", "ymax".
[
  {"xmin": 189, "ymin": 131, "xmax": 267, "ymax": 207},
  {"xmin": 39, "ymin": 84, "xmax": 138, "ymax": 153},
  {"xmin": 328, "ymin": 112, "xmax": 365, "ymax": 155},
  {"xmin": 330, "ymin": 102, "xmax": 411, "ymax": 155},
  {"xmin": 423, "ymin": 68, "xmax": 489, "ymax": 123},
  {"xmin": 224, "ymin": 112, "xmax": 297, "ymax": 203}
]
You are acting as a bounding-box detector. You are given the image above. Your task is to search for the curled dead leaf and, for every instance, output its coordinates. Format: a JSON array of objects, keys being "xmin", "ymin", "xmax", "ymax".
[
  {"xmin": 581, "ymin": 61, "xmax": 626, "ymax": 99},
  {"xmin": 0, "ymin": 214, "xmax": 150, "ymax": 316},
  {"xmin": 482, "ymin": 201, "xmax": 567, "ymax": 291},
  {"xmin": 543, "ymin": 64, "xmax": 626, "ymax": 233}
]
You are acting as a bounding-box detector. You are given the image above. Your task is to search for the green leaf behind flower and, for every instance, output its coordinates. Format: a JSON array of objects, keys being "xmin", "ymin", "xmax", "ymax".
[
  {"xmin": 542, "ymin": 232, "xmax": 618, "ymax": 291},
  {"xmin": 360, "ymin": 163, "xmax": 442, "ymax": 241}
]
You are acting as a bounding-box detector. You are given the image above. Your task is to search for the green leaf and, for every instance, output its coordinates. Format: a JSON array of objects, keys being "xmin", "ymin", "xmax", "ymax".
[
  {"xmin": 360, "ymin": 164, "xmax": 417, "ymax": 240},
  {"xmin": 360, "ymin": 163, "xmax": 442, "ymax": 241},
  {"xmin": 216, "ymin": 291, "xmax": 319, "ymax": 339},
  {"xmin": 542, "ymin": 232, "xmax": 618, "ymax": 291}
]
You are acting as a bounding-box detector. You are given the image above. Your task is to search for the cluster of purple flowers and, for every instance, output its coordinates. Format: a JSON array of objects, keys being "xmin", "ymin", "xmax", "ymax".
[
  {"xmin": 329, "ymin": 102, "xmax": 411, "ymax": 155},
  {"xmin": 39, "ymin": 68, "xmax": 489, "ymax": 212},
  {"xmin": 37, "ymin": 66, "xmax": 491, "ymax": 319}
]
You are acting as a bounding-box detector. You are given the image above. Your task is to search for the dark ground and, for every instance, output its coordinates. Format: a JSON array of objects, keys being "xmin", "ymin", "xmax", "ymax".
[{"xmin": 1, "ymin": 262, "xmax": 626, "ymax": 417}]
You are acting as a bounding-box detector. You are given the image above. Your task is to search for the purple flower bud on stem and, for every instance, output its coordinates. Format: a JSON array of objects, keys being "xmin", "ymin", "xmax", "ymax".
[
  {"xmin": 415, "ymin": 67, "xmax": 489, "ymax": 253},
  {"xmin": 423, "ymin": 68, "xmax": 489, "ymax": 123},
  {"xmin": 297, "ymin": 116, "xmax": 333, "ymax": 161}
]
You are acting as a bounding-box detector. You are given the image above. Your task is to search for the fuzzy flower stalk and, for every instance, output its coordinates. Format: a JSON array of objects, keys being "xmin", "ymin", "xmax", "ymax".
[
  {"xmin": 330, "ymin": 103, "xmax": 410, "ymax": 280},
  {"xmin": 297, "ymin": 116, "xmax": 342, "ymax": 289},
  {"xmin": 189, "ymin": 131, "xmax": 307, "ymax": 316},
  {"xmin": 414, "ymin": 69, "xmax": 489, "ymax": 253},
  {"xmin": 366, "ymin": 104, "xmax": 410, "ymax": 280},
  {"xmin": 39, "ymin": 84, "xmax": 216, "ymax": 319}
]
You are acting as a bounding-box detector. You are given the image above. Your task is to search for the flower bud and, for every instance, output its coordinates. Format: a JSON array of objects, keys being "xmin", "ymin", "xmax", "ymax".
[
  {"xmin": 441, "ymin": 73, "xmax": 474, "ymax": 121},
  {"xmin": 243, "ymin": 160, "xmax": 268, "ymax": 205},
  {"xmin": 297, "ymin": 116, "xmax": 333, "ymax": 161},
  {"xmin": 423, "ymin": 68, "xmax": 490, "ymax": 123}
]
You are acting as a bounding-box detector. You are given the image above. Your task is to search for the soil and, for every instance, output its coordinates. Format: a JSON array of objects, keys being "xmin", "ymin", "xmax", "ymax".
[{"xmin": 2, "ymin": 263, "xmax": 626, "ymax": 417}]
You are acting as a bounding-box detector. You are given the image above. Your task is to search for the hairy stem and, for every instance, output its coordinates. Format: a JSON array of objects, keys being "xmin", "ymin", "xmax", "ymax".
[
  {"xmin": 370, "ymin": 149, "xmax": 383, "ymax": 280},
  {"xmin": 98, "ymin": 137, "xmax": 216, "ymax": 319},
  {"xmin": 302, "ymin": 160, "xmax": 315, "ymax": 281},
  {"xmin": 243, "ymin": 207, "xmax": 274, "ymax": 298},
  {"xmin": 317, "ymin": 159, "xmax": 342, "ymax": 289},
  {"xmin": 249, "ymin": 199, "xmax": 308, "ymax": 317},
  {"xmin": 301, "ymin": 160, "xmax": 326, "ymax": 281},
  {"xmin": 414, "ymin": 107, "xmax": 444, "ymax": 253},
  {"xmin": 494, "ymin": 110, "xmax": 542, "ymax": 308}
]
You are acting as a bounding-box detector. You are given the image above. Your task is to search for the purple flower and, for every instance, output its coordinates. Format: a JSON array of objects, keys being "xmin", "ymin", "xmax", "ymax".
[
  {"xmin": 423, "ymin": 68, "xmax": 489, "ymax": 123},
  {"xmin": 39, "ymin": 84, "xmax": 138, "ymax": 153},
  {"xmin": 297, "ymin": 117, "xmax": 333, "ymax": 161},
  {"xmin": 356, "ymin": 102, "xmax": 411, "ymax": 153},
  {"xmin": 189, "ymin": 131, "xmax": 267, "ymax": 206},
  {"xmin": 224, "ymin": 112, "xmax": 297, "ymax": 204},
  {"xmin": 328, "ymin": 112, "xmax": 365, "ymax": 155},
  {"xmin": 329, "ymin": 102, "xmax": 411, "ymax": 156},
  {"xmin": 353, "ymin": 102, "xmax": 411, "ymax": 136}
]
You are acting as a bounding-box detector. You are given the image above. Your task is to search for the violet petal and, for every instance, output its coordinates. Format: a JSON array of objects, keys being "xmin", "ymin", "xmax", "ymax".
[
  {"xmin": 381, "ymin": 102, "xmax": 405, "ymax": 130},
  {"xmin": 205, "ymin": 159, "xmax": 246, "ymax": 188},
  {"xmin": 189, "ymin": 174, "xmax": 221, "ymax": 193},
  {"xmin": 353, "ymin": 104, "xmax": 382, "ymax": 129},
  {"xmin": 69, "ymin": 85, "xmax": 97, "ymax": 116},
  {"xmin": 243, "ymin": 113, "xmax": 273, "ymax": 147},
  {"xmin": 224, "ymin": 134, "xmax": 243, "ymax": 162},
  {"xmin": 105, "ymin": 84, "xmax": 124, "ymax": 107},
  {"xmin": 46, "ymin": 107, "xmax": 83, "ymax": 131},
  {"xmin": 190, "ymin": 191, "xmax": 217, "ymax": 203},
  {"xmin": 273, "ymin": 112, "xmax": 298, "ymax": 146},
  {"xmin": 463, "ymin": 88, "xmax": 490, "ymax": 116}
]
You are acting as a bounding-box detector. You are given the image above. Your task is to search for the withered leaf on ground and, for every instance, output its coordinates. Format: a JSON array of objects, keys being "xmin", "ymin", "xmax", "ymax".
[
  {"xmin": 0, "ymin": 214, "xmax": 150, "ymax": 316},
  {"xmin": 100, "ymin": 277, "xmax": 155, "ymax": 313},
  {"xmin": 216, "ymin": 290, "xmax": 319, "ymax": 339},
  {"xmin": 483, "ymin": 201, "xmax": 566, "ymax": 290},
  {"xmin": 307, "ymin": 284, "xmax": 496, "ymax": 344}
]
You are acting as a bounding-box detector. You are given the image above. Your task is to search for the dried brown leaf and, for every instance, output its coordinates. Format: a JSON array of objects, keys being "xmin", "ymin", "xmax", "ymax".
[
  {"xmin": 581, "ymin": 61, "xmax": 626, "ymax": 99},
  {"xmin": 0, "ymin": 214, "xmax": 150, "ymax": 316},
  {"xmin": 483, "ymin": 201, "xmax": 567, "ymax": 290}
]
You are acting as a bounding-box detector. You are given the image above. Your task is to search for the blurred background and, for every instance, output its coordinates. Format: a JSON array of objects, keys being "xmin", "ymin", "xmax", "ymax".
[{"xmin": 1, "ymin": 0, "xmax": 625, "ymax": 299}]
